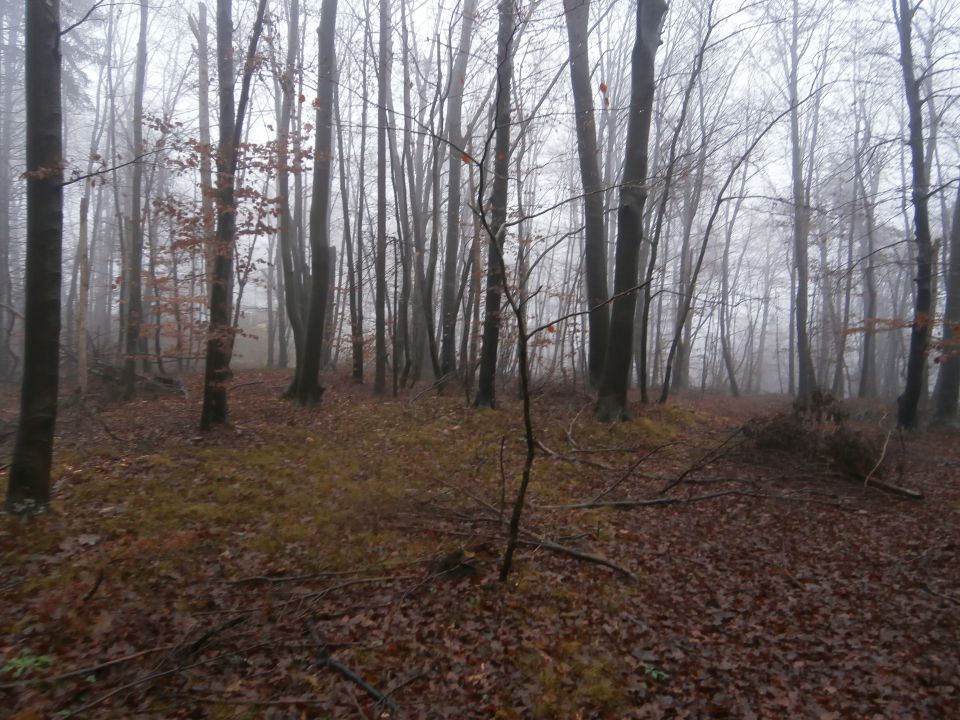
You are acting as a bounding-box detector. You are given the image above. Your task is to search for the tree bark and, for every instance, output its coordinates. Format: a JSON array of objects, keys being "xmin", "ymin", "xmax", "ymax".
[
  {"xmin": 894, "ymin": 0, "xmax": 934, "ymax": 429},
  {"xmin": 296, "ymin": 0, "xmax": 338, "ymax": 406},
  {"xmin": 473, "ymin": 0, "xmax": 517, "ymax": 409},
  {"xmin": 7, "ymin": 0, "xmax": 62, "ymax": 513},
  {"xmin": 374, "ymin": 0, "xmax": 391, "ymax": 396},
  {"xmin": 563, "ymin": 0, "xmax": 609, "ymax": 389},
  {"xmin": 200, "ymin": 0, "xmax": 268, "ymax": 428},
  {"xmin": 595, "ymin": 0, "xmax": 667, "ymax": 422},
  {"xmin": 121, "ymin": 0, "xmax": 149, "ymax": 398},
  {"xmin": 933, "ymin": 180, "xmax": 960, "ymax": 422}
]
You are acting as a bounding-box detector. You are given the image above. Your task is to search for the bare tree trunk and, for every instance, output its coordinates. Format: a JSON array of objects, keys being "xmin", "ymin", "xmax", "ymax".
[
  {"xmin": 473, "ymin": 0, "xmax": 517, "ymax": 409},
  {"xmin": 788, "ymin": 0, "xmax": 817, "ymax": 409},
  {"xmin": 563, "ymin": 0, "xmax": 609, "ymax": 388},
  {"xmin": 272, "ymin": 0, "xmax": 306, "ymax": 389},
  {"xmin": 121, "ymin": 0, "xmax": 149, "ymax": 398},
  {"xmin": 595, "ymin": 0, "xmax": 667, "ymax": 421},
  {"xmin": 296, "ymin": 0, "xmax": 338, "ymax": 405},
  {"xmin": 933, "ymin": 180, "xmax": 960, "ymax": 422},
  {"xmin": 201, "ymin": 0, "xmax": 268, "ymax": 428},
  {"xmin": 894, "ymin": 0, "xmax": 934, "ymax": 429},
  {"xmin": 188, "ymin": 3, "xmax": 215, "ymax": 311},
  {"xmin": 440, "ymin": 1, "xmax": 478, "ymax": 383},
  {"xmin": 374, "ymin": 0, "xmax": 391, "ymax": 396},
  {"xmin": 0, "ymin": 5, "xmax": 19, "ymax": 381},
  {"xmin": 7, "ymin": 0, "xmax": 62, "ymax": 513}
]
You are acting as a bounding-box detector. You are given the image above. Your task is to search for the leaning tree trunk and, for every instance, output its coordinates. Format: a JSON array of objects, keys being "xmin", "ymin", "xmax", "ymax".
[
  {"xmin": 894, "ymin": 0, "xmax": 934, "ymax": 429},
  {"xmin": 473, "ymin": 0, "xmax": 517, "ymax": 409},
  {"xmin": 6, "ymin": 0, "xmax": 62, "ymax": 513},
  {"xmin": 564, "ymin": 0, "xmax": 609, "ymax": 389},
  {"xmin": 595, "ymin": 0, "xmax": 667, "ymax": 422},
  {"xmin": 296, "ymin": 0, "xmax": 338, "ymax": 406}
]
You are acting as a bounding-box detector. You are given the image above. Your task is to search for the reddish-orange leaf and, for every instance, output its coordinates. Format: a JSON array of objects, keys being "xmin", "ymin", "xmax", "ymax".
[{"xmin": 599, "ymin": 81, "xmax": 608, "ymax": 93}]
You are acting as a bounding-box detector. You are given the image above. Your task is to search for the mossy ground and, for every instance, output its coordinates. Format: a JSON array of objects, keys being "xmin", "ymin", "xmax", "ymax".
[{"xmin": 1, "ymin": 370, "xmax": 957, "ymax": 719}]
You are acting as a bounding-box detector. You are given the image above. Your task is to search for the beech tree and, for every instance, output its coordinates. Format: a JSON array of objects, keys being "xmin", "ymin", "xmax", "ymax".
[
  {"xmin": 595, "ymin": 0, "xmax": 667, "ymax": 422},
  {"xmin": 200, "ymin": 0, "xmax": 268, "ymax": 428},
  {"xmin": 564, "ymin": 0, "xmax": 609, "ymax": 389},
  {"xmin": 295, "ymin": 0, "xmax": 339, "ymax": 406},
  {"xmin": 473, "ymin": 0, "xmax": 517, "ymax": 409},
  {"xmin": 894, "ymin": 0, "xmax": 935, "ymax": 429},
  {"xmin": 6, "ymin": 0, "xmax": 62, "ymax": 512}
]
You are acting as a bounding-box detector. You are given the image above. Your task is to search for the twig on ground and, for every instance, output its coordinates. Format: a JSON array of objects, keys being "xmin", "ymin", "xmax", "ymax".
[
  {"xmin": 226, "ymin": 569, "xmax": 360, "ymax": 585},
  {"xmin": 550, "ymin": 490, "xmax": 746, "ymax": 510},
  {"xmin": 864, "ymin": 428, "xmax": 893, "ymax": 488},
  {"xmin": 564, "ymin": 402, "xmax": 591, "ymax": 450},
  {"xmin": 82, "ymin": 568, "xmax": 104, "ymax": 602},
  {"xmin": 376, "ymin": 671, "xmax": 428, "ymax": 716},
  {"xmin": 589, "ymin": 441, "xmax": 682, "ymax": 504},
  {"xmin": 535, "ymin": 438, "xmax": 614, "ymax": 470},
  {"xmin": 306, "ymin": 622, "xmax": 398, "ymax": 712},
  {"xmin": 61, "ymin": 642, "xmax": 275, "ymax": 716},
  {"xmin": 921, "ymin": 582, "xmax": 960, "ymax": 606},
  {"xmin": 179, "ymin": 615, "xmax": 248, "ymax": 660},
  {"xmin": 0, "ymin": 645, "xmax": 176, "ymax": 690},
  {"xmin": 516, "ymin": 536, "xmax": 638, "ymax": 583},
  {"xmin": 659, "ymin": 426, "xmax": 746, "ymax": 494}
]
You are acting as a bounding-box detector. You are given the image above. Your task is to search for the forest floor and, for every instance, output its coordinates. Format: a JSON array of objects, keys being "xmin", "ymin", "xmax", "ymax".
[{"xmin": 0, "ymin": 369, "xmax": 958, "ymax": 719}]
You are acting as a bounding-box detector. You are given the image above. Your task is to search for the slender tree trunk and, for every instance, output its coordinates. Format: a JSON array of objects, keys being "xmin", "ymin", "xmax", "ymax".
[
  {"xmin": 789, "ymin": 0, "xmax": 816, "ymax": 409},
  {"xmin": 374, "ymin": 0, "xmax": 391, "ymax": 396},
  {"xmin": 473, "ymin": 0, "xmax": 517, "ymax": 409},
  {"xmin": 439, "ymin": 0, "xmax": 476, "ymax": 382},
  {"xmin": 595, "ymin": 0, "xmax": 667, "ymax": 421},
  {"xmin": 7, "ymin": 0, "xmax": 62, "ymax": 513},
  {"xmin": 0, "ymin": 6, "xmax": 16, "ymax": 382},
  {"xmin": 121, "ymin": 0, "xmax": 149, "ymax": 398},
  {"xmin": 894, "ymin": 0, "xmax": 934, "ymax": 429},
  {"xmin": 201, "ymin": 0, "xmax": 267, "ymax": 428},
  {"xmin": 274, "ymin": 0, "xmax": 306, "ymax": 390},
  {"xmin": 933, "ymin": 179, "xmax": 960, "ymax": 422},
  {"xmin": 564, "ymin": 0, "xmax": 609, "ymax": 388},
  {"xmin": 296, "ymin": 0, "xmax": 338, "ymax": 405}
]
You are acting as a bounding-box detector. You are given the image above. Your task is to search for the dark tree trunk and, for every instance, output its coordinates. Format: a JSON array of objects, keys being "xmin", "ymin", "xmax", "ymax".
[
  {"xmin": 473, "ymin": 0, "xmax": 517, "ymax": 409},
  {"xmin": 564, "ymin": 0, "xmax": 609, "ymax": 389},
  {"xmin": 296, "ymin": 0, "xmax": 338, "ymax": 406},
  {"xmin": 595, "ymin": 0, "xmax": 667, "ymax": 422},
  {"xmin": 894, "ymin": 0, "xmax": 934, "ymax": 429},
  {"xmin": 200, "ymin": 0, "xmax": 267, "ymax": 428},
  {"xmin": 6, "ymin": 0, "xmax": 62, "ymax": 513},
  {"xmin": 932, "ymin": 177, "xmax": 960, "ymax": 421}
]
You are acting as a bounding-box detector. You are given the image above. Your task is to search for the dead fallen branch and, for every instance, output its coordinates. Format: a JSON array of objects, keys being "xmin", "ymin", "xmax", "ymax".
[
  {"xmin": 0, "ymin": 644, "xmax": 176, "ymax": 690},
  {"xmin": 535, "ymin": 438, "xmax": 615, "ymax": 470},
  {"xmin": 589, "ymin": 441, "xmax": 682, "ymax": 504},
  {"xmin": 516, "ymin": 538, "xmax": 637, "ymax": 582},
  {"xmin": 307, "ymin": 622, "xmax": 398, "ymax": 712},
  {"xmin": 550, "ymin": 490, "xmax": 746, "ymax": 510},
  {"xmin": 660, "ymin": 426, "xmax": 746, "ymax": 494},
  {"xmin": 61, "ymin": 641, "xmax": 276, "ymax": 716}
]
